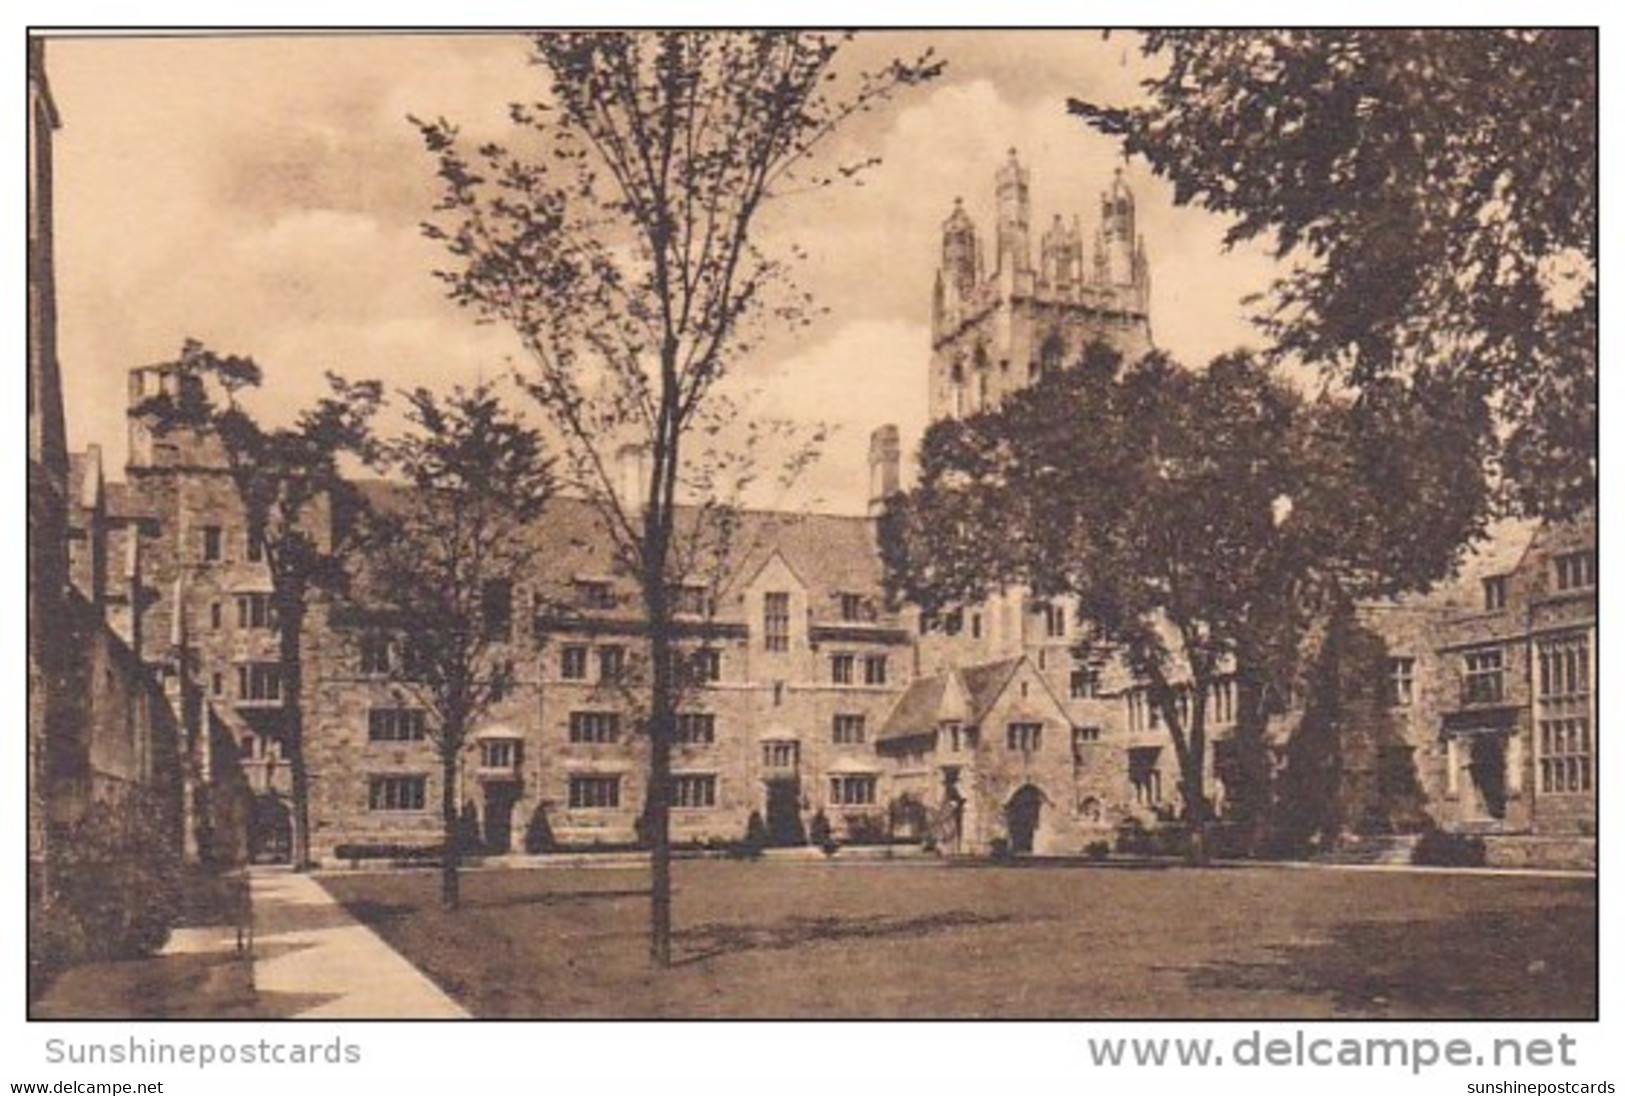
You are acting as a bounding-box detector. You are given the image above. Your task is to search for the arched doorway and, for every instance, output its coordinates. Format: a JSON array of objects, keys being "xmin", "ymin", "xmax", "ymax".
[
  {"xmin": 1005, "ymin": 785, "xmax": 1044, "ymax": 855},
  {"xmin": 249, "ymin": 792, "xmax": 292, "ymax": 864}
]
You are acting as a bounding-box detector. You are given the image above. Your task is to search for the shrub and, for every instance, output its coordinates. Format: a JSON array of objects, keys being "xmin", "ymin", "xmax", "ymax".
[
  {"xmin": 1084, "ymin": 839, "xmax": 1111, "ymax": 861},
  {"xmin": 989, "ymin": 836, "xmax": 1012, "ymax": 861},
  {"xmin": 332, "ymin": 842, "xmax": 442, "ymax": 863},
  {"xmin": 1411, "ymin": 829, "xmax": 1486, "ymax": 867}
]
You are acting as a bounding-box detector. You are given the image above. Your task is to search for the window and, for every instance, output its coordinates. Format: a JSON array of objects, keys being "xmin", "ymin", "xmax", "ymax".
[
  {"xmin": 944, "ymin": 609, "xmax": 963, "ymax": 636},
  {"xmin": 598, "ymin": 645, "xmax": 625, "ymax": 682},
  {"xmin": 690, "ymin": 648, "xmax": 722, "ymax": 684},
  {"xmin": 833, "ymin": 714, "xmax": 866, "ymax": 745},
  {"xmin": 1129, "ymin": 747, "xmax": 1162, "ymax": 806},
  {"xmin": 762, "ymin": 741, "xmax": 798, "ymax": 769},
  {"xmin": 236, "ymin": 663, "xmax": 283, "ymax": 703},
  {"xmin": 560, "ymin": 645, "xmax": 588, "ymax": 681},
  {"xmin": 568, "ymin": 711, "xmax": 621, "ymax": 744},
  {"xmin": 674, "ymin": 712, "xmax": 716, "ymax": 745},
  {"xmin": 1007, "ymin": 722, "xmax": 1042, "ymax": 752},
  {"xmin": 764, "ymin": 592, "xmax": 790, "ymax": 652},
  {"xmin": 479, "ymin": 739, "xmax": 518, "ymax": 770},
  {"xmin": 575, "ymin": 580, "xmax": 616, "ymax": 610},
  {"xmin": 1070, "ymin": 667, "xmax": 1101, "ymax": 700},
  {"xmin": 568, "ymin": 775, "xmax": 620, "ymax": 809},
  {"xmin": 1462, "ymin": 649, "xmax": 1505, "ymax": 705},
  {"xmin": 368, "ymin": 775, "xmax": 427, "ymax": 812},
  {"xmin": 971, "ymin": 613, "xmax": 982, "ymax": 639},
  {"xmin": 1387, "ymin": 658, "xmax": 1416, "ymax": 708},
  {"xmin": 210, "ymin": 672, "xmax": 224, "ymax": 697},
  {"xmin": 201, "ymin": 525, "xmax": 223, "ymax": 563},
  {"xmin": 839, "ymin": 592, "xmax": 866, "ymax": 622},
  {"xmin": 360, "ymin": 633, "xmax": 391, "ymax": 676},
  {"xmin": 1209, "ymin": 678, "xmax": 1236, "ymax": 725},
  {"xmin": 1537, "ymin": 634, "xmax": 1591, "ymax": 796},
  {"xmin": 245, "ymin": 532, "xmax": 264, "ymax": 564},
  {"xmin": 209, "ymin": 601, "xmax": 223, "ymax": 631},
  {"xmin": 829, "ymin": 774, "xmax": 877, "ymax": 806},
  {"xmin": 368, "ymin": 707, "xmax": 426, "ymax": 742},
  {"xmin": 236, "ymin": 592, "xmax": 276, "ymax": 630},
  {"xmin": 1553, "ymin": 550, "xmax": 1595, "ymax": 592},
  {"xmin": 482, "ymin": 579, "xmax": 513, "ymax": 641},
  {"xmin": 863, "ymin": 655, "xmax": 888, "ymax": 686},
  {"xmin": 1483, "ymin": 576, "xmax": 1507, "ymax": 611},
  {"xmin": 672, "ymin": 774, "xmax": 717, "ymax": 809},
  {"xmin": 831, "ymin": 653, "xmax": 855, "ymax": 685},
  {"xmin": 1042, "ymin": 602, "xmax": 1066, "ymax": 638}
]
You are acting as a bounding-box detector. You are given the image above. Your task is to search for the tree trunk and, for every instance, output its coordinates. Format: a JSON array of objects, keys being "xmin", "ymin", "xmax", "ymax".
[
  {"xmin": 441, "ymin": 745, "xmax": 460, "ymax": 910},
  {"xmin": 277, "ymin": 595, "xmax": 313, "ymax": 872}
]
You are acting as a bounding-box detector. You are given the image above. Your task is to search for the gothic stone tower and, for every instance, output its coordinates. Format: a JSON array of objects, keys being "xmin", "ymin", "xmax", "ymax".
[{"xmin": 929, "ymin": 149, "xmax": 1152, "ymax": 422}]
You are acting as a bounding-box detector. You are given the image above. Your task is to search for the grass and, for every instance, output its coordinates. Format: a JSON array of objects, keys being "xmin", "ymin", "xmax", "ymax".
[{"xmin": 319, "ymin": 860, "xmax": 1596, "ymax": 1019}]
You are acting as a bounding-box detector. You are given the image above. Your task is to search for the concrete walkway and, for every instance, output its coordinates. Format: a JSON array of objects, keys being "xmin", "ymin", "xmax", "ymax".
[{"xmin": 249, "ymin": 867, "xmax": 468, "ymax": 1019}]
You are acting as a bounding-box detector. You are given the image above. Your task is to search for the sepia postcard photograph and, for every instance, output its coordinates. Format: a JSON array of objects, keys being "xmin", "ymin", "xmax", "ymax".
[{"xmin": 22, "ymin": 21, "xmax": 1597, "ymax": 1050}]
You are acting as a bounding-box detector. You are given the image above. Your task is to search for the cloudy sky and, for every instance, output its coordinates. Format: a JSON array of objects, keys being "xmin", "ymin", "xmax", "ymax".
[{"xmin": 46, "ymin": 31, "xmax": 1280, "ymax": 513}]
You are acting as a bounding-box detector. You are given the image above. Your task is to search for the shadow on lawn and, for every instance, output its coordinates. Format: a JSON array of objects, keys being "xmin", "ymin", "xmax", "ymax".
[
  {"xmin": 674, "ymin": 909, "xmax": 1024, "ymax": 966},
  {"xmin": 1176, "ymin": 903, "xmax": 1597, "ymax": 1019}
]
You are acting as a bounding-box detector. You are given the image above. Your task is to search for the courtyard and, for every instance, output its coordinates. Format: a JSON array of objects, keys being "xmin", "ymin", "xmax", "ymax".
[{"xmin": 316, "ymin": 859, "xmax": 1596, "ymax": 1020}]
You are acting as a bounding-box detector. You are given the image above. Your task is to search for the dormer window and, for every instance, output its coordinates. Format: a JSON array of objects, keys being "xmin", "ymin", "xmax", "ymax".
[
  {"xmin": 839, "ymin": 592, "xmax": 870, "ymax": 623},
  {"xmin": 1483, "ymin": 575, "xmax": 1507, "ymax": 611}
]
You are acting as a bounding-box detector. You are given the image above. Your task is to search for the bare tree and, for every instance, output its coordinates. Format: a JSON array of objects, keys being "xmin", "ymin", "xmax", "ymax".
[
  {"xmin": 360, "ymin": 383, "xmax": 554, "ymax": 910},
  {"xmin": 415, "ymin": 31, "xmax": 940, "ymax": 965}
]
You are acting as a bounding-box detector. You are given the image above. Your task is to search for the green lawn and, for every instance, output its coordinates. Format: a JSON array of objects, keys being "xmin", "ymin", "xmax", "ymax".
[{"xmin": 319, "ymin": 860, "xmax": 1595, "ymax": 1019}]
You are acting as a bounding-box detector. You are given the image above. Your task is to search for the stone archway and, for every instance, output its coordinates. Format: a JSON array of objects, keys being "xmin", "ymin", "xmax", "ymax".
[{"xmin": 1005, "ymin": 784, "xmax": 1044, "ymax": 855}]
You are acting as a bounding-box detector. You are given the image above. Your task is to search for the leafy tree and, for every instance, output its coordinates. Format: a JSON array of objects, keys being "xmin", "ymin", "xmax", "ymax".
[
  {"xmin": 881, "ymin": 344, "xmax": 1492, "ymax": 859},
  {"xmin": 359, "ymin": 384, "xmax": 554, "ymax": 910},
  {"xmin": 136, "ymin": 340, "xmax": 381, "ymax": 870},
  {"xmin": 415, "ymin": 31, "xmax": 940, "ymax": 965},
  {"xmin": 1072, "ymin": 30, "xmax": 1596, "ymax": 518}
]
